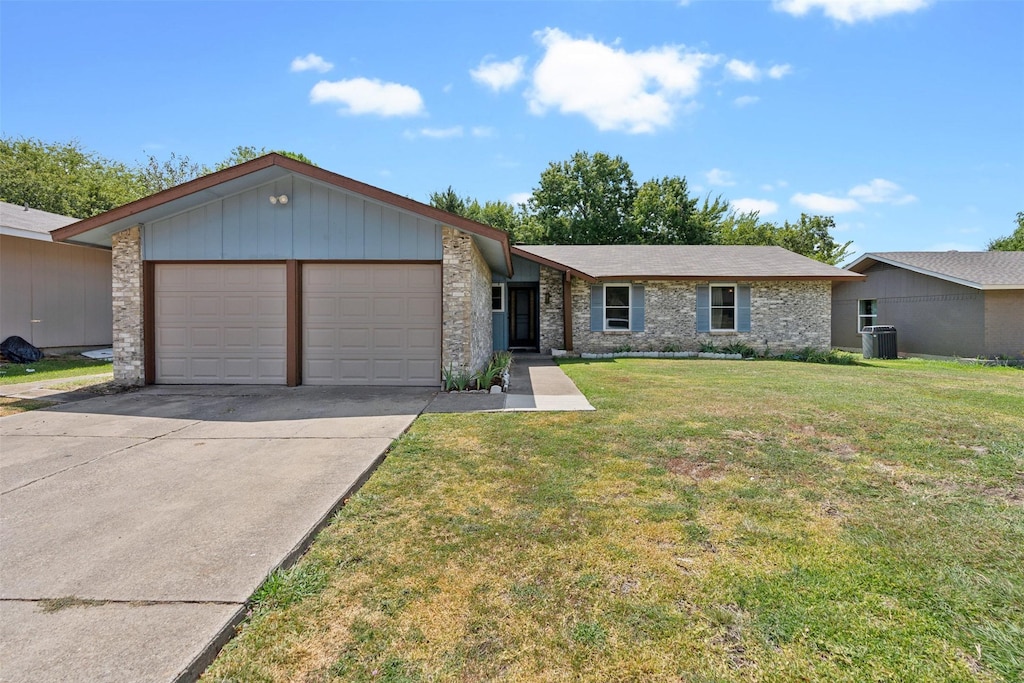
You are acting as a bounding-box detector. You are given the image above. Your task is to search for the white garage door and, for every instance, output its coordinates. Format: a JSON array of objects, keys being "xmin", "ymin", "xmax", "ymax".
[
  {"xmin": 302, "ymin": 263, "xmax": 441, "ymax": 386},
  {"xmin": 154, "ymin": 264, "xmax": 287, "ymax": 384}
]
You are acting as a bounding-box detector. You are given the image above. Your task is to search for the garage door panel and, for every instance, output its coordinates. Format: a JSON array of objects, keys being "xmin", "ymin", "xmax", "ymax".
[
  {"xmin": 302, "ymin": 264, "xmax": 440, "ymax": 386},
  {"xmin": 154, "ymin": 264, "xmax": 286, "ymax": 384}
]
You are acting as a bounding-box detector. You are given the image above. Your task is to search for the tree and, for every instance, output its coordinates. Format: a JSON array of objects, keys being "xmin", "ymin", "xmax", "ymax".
[
  {"xmin": 987, "ymin": 212, "xmax": 1024, "ymax": 251},
  {"xmin": 718, "ymin": 211, "xmax": 853, "ymax": 264},
  {"xmin": 429, "ymin": 186, "xmax": 537, "ymax": 243},
  {"xmin": 138, "ymin": 152, "xmax": 210, "ymax": 194},
  {"xmin": 0, "ymin": 136, "xmax": 146, "ymax": 218},
  {"xmin": 530, "ymin": 151, "xmax": 638, "ymax": 244},
  {"xmin": 630, "ymin": 176, "xmax": 731, "ymax": 245},
  {"xmin": 214, "ymin": 145, "xmax": 314, "ymax": 170}
]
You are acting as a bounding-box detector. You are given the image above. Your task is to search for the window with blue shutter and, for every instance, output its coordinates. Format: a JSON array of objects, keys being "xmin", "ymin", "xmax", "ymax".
[
  {"xmin": 737, "ymin": 285, "xmax": 751, "ymax": 332},
  {"xmin": 630, "ymin": 285, "xmax": 645, "ymax": 332},
  {"xmin": 590, "ymin": 285, "xmax": 604, "ymax": 332},
  {"xmin": 696, "ymin": 285, "xmax": 710, "ymax": 332}
]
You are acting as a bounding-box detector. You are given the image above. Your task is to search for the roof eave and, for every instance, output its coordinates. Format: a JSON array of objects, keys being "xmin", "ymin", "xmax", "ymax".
[{"xmin": 851, "ymin": 253, "xmax": 985, "ymax": 290}]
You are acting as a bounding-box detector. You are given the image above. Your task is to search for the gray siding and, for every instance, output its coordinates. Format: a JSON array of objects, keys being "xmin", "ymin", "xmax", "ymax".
[
  {"xmin": 143, "ymin": 175, "xmax": 442, "ymax": 261},
  {"xmin": 983, "ymin": 290, "xmax": 1024, "ymax": 358},
  {"xmin": 492, "ymin": 255, "xmax": 540, "ymax": 283},
  {"xmin": 832, "ymin": 263, "xmax": 986, "ymax": 356}
]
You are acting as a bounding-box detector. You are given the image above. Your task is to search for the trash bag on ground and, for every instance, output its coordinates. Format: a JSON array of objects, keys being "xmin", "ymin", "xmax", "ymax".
[{"xmin": 0, "ymin": 336, "xmax": 44, "ymax": 363}]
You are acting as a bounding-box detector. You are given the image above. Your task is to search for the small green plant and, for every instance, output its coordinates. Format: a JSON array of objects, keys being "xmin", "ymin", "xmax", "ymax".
[
  {"xmin": 721, "ymin": 342, "xmax": 756, "ymax": 358},
  {"xmin": 661, "ymin": 343, "xmax": 682, "ymax": 353},
  {"xmin": 699, "ymin": 341, "xmax": 718, "ymax": 353},
  {"xmin": 442, "ymin": 364, "xmax": 474, "ymax": 391},
  {"xmin": 612, "ymin": 344, "xmax": 633, "ymax": 353},
  {"xmin": 492, "ymin": 351, "xmax": 513, "ymax": 373},
  {"xmin": 773, "ymin": 347, "xmax": 857, "ymax": 365},
  {"xmin": 475, "ymin": 361, "xmax": 502, "ymax": 390}
]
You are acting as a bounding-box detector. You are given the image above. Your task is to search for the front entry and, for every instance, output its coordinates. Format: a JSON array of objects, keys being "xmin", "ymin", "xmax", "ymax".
[{"xmin": 507, "ymin": 284, "xmax": 539, "ymax": 350}]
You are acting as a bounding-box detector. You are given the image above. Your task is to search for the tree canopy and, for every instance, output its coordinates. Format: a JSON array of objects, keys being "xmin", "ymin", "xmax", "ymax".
[{"xmin": 987, "ymin": 212, "xmax": 1024, "ymax": 251}]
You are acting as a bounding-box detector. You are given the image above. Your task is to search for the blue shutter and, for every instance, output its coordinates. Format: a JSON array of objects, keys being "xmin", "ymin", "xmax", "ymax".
[
  {"xmin": 696, "ymin": 285, "xmax": 710, "ymax": 332},
  {"xmin": 590, "ymin": 285, "xmax": 604, "ymax": 332},
  {"xmin": 737, "ymin": 285, "xmax": 751, "ymax": 332},
  {"xmin": 630, "ymin": 284, "xmax": 645, "ymax": 332}
]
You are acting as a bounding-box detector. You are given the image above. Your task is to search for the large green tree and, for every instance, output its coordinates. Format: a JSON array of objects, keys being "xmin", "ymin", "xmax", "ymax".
[
  {"xmin": 214, "ymin": 145, "xmax": 314, "ymax": 170},
  {"xmin": 530, "ymin": 151, "xmax": 638, "ymax": 244},
  {"xmin": 631, "ymin": 176, "xmax": 727, "ymax": 245},
  {"xmin": 987, "ymin": 212, "xmax": 1024, "ymax": 251},
  {"xmin": 0, "ymin": 136, "xmax": 146, "ymax": 218},
  {"xmin": 718, "ymin": 212, "xmax": 853, "ymax": 265},
  {"xmin": 428, "ymin": 186, "xmax": 537, "ymax": 242}
]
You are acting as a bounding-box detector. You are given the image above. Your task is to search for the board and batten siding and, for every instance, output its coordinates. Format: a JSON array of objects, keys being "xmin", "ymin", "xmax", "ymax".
[{"xmin": 143, "ymin": 175, "xmax": 442, "ymax": 261}]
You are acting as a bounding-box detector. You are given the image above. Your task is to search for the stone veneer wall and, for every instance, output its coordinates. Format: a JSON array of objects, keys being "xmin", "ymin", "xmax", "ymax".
[
  {"xmin": 570, "ymin": 279, "xmax": 831, "ymax": 354},
  {"xmin": 111, "ymin": 226, "xmax": 145, "ymax": 385},
  {"xmin": 538, "ymin": 265, "xmax": 565, "ymax": 353},
  {"xmin": 442, "ymin": 226, "xmax": 493, "ymax": 375}
]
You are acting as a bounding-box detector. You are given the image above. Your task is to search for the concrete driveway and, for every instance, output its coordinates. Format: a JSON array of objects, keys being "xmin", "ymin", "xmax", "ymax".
[{"xmin": 0, "ymin": 385, "xmax": 434, "ymax": 683}]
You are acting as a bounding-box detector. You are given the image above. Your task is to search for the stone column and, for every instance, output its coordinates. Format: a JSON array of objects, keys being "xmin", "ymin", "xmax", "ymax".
[{"xmin": 111, "ymin": 226, "xmax": 145, "ymax": 385}]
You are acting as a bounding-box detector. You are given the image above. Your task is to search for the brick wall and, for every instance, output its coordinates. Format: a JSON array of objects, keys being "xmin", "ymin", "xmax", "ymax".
[
  {"xmin": 539, "ymin": 265, "xmax": 565, "ymax": 353},
  {"xmin": 111, "ymin": 226, "xmax": 145, "ymax": 385},
  {"xmin": 442, "ymin": 226, "xmax": 493, "ymax": 375},
  {"xmin": 570, "ymin": 279, "xmax": 832, "ymax": 354}
]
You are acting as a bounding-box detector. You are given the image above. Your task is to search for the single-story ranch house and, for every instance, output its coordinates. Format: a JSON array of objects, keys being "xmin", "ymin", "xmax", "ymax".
[
  {"xmin": 1, "ymin": 201, "xmax": 113, "ymax": 351},
  {"xmin": 832, "ymin": 251, "xmax": 1024, "ymax": 359},
  {"xmin": 52, "ymin": 154, "xmax": 863, "ymax": 386}
]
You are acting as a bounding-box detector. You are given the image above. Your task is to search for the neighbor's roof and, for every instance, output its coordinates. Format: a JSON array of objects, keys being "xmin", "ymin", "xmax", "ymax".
[
  {"xmin": 513, "ymin": 244, "xmax": 863, "ymax": 281},
  {"xmin": 51, "ymin": 153, "xmax": 513, "ymax": 275},
  {"xmin": 847, "ymin": 251, "xmax": 1024, "ymax": 290},
  {"xmin": 0, "ymin": 201, "xmax": 77, "ymax": 241}
]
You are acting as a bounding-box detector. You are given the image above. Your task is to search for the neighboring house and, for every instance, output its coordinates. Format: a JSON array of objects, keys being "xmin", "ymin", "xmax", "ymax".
[
  {"xmin": 0, "ymin": 202, "xmax": 113, "ymax": 351},
  {"xmin": 832, "ymin": 251, "xmax": 1024, "ymax": 359},
  {"xmin": 52, "ymin": 154, "xmax": 862, "ymax": 387}
]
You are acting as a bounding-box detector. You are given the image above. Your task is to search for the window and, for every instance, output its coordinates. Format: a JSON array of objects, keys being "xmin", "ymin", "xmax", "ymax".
[
  {"xmin": 711, "ymin": 284, "xmax": 736, "ymax": 331},
  {"xmin": 604, "ymin": 284, "xmax": 630, "ymax": 330},
  {"xmin": 491, "ymin": 284, "xmax": 505, "ymax": 312},
  {"xmin": 858, "ymin": 299, "xmax": 877, "ymax": 331}
]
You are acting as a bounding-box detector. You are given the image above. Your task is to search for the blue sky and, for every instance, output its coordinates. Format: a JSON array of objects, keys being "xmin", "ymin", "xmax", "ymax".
[{"xmin": 2, "ymin": 0, "xmax": 1022, "ymax": 257}]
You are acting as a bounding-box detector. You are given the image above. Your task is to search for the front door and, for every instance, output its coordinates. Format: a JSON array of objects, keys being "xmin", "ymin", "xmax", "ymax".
[{"xmin": 508, "ymin": 285, "xmax": 539, "ymax": 350}]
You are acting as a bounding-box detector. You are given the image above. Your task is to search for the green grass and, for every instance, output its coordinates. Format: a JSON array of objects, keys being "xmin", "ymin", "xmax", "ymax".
[
  {"xmin": 204, "ymin": 358, "xmax": 1023, "ymax": 682},
  {"xmin": 0, "ymin": 357, "xmax": 112, "ymax": 385}
]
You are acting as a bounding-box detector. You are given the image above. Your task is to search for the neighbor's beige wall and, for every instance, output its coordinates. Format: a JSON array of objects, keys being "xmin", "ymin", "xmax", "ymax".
[
  {"xmin": 570, "ymin": 278, "xmax": 831, "ymax": 354},
  {"xmin": 0, "ymin": 235, "xmax": 112, "ymax": 349},
  {"xmin": 984, "ymin": 290, "xmax": 1024, "ymax": 358}
]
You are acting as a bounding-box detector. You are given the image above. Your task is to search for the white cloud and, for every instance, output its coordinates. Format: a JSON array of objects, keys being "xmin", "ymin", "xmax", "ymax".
[
  {"xmin": 705, "ymin": 168, "xmax": 736, "ymax": 186},
  {"xmin": 471, "ymin": 126, "xmax": 495, "ymax": 138},
  {"xmin": 726, "ymin": 60, "xmax": 792, "ymax": 82},
  {"xmin": 442, "ymin": 83, "xmax": 454, "ymax": 94},
  {"xmin": 761, "ymin": 183, "xmax": 775, "ymax": 191},
  {"xmin": 310, "ymin": 78, "xmax": 424, "ymax": 117},
  {"xmin": 791, "ymin": 192, "xmax": 862, "ymax": 213},
  {"xmin": 291, "ymin": 53, "xmax": 334, "ymax": 73},
  {"xmin": 471, "ymin": 56, "xmax": 527, "ymax": 92},
  {"xmin": 526, "ymin": 27, "xmax": 718, "ymax": 134},
  {"xmin": 773, "ymin": 0, "xmax": 930, "ymax": 23},
  {"xmin": 508, "ymin": 192, "xmax": 532, "ymax": 205},
  {"xmin": 848, "ymin": 178, "xmax": 917, "ymax": 205},
  {"xmin": 404, "ymin": 126, "xmax": 464, "ymax": 140},
  {"xmin": 734, "ymin": 95, "xmax": 760, "ymax": 107},
  {"xmin": 726, "ymin": 59, "xmax": 760, "ymax": 82},
  {"xmin": 732, "ymin": 198, "xmax": 779, "ymax": 216}
]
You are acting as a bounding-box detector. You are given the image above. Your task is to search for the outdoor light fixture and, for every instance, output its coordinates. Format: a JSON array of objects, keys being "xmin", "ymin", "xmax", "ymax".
[{"xmin": 268, "ymin": 194, "xmax": 289, "ymax": 205}]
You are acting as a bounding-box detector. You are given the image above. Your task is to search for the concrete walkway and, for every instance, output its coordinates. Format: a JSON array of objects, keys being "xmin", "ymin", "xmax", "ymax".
[
  {"xmin": 424, "ymin": 353, "xmax": 593, "ymax": 413},
  {"xmin": 0, "ymin": 385, "xmax": 433, "ymax": 683},
  {"xmin": 0, "ymin": 372, "xmax": 114, "ymax": 404}
]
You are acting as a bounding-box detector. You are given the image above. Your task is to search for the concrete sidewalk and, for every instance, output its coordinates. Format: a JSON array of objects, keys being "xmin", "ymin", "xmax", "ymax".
[
  {"xmin": 424, "ymin": 353, "xmax": 594, "ymax": 413},
  {"xmin": 0, "ymin": 385, "xmax": 433, "ymax": 683}
]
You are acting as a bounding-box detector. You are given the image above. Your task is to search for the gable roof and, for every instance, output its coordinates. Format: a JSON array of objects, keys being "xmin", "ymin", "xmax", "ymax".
[
  {"xmin": 50, "ymin": 153, "xmax": 513, "ymax": 275},
  {"xmin": 0, "ymin": 201, "xmax": 77, "ymax": 241},
  {"xmin": 847, "ymin": 251, "xmax": 1024, "ymax": 290},
  {"xmin": 514, "ymin": 244, "xmax": 863, "ymax": 281}
]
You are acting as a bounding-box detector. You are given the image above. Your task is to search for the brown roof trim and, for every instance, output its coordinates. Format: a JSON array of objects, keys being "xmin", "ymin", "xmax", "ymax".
[
  {"xmin": 591, "ymin": 274, "xmax": 866, "ymax": 282},
  {"xmin": 510, "ymin": 246, "xmax": 597, "ymax": 282},
  {"xmin": 51, "ymin": 153, "xmax": 513, "ymax": 275}
]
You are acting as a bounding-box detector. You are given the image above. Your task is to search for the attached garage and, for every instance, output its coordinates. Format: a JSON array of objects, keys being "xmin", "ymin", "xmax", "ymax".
[
  {"xmin": 51, "ymin": 154, "xmax": 512, "ymax": 387},
  {"xmin": 154, "ymin": 263, "xmax": 287, "ymax": 384},
  {"xmin": 302, "ymin": 263, "xmax": 441, "ymax": 386}
]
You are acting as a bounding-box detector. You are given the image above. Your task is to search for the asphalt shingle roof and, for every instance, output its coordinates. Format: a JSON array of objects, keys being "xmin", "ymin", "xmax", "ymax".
[
  {"xmin": 852, "ymin": 251, "xmax": 1024, "ymax": 289},
  {"xmin": 0, "ymin": 202, "xmax": 78, "ymax": 239},
  {"xmin": 515, "ymin": 244, "xmax": 862, "ymax": 280}
]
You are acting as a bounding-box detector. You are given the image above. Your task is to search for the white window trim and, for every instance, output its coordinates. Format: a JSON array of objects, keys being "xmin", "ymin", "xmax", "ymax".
[
  {"xmin": 491, "ymin": 283, "xmax": 505, "ymax": 313},
  {"xmin": 710, "ymin": 283, "xmax": 737, "ymax": 332},
  {"xmin": 603, "ymin": 283, "xmax": 631, "ymax": 331},
  {"xmin": 858, "ymin": 299, "xmax": 877, "ymax": 332}
]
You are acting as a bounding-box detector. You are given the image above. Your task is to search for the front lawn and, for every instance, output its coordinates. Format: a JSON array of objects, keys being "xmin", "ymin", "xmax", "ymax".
[
  {"xmin": 0, "ymin": 356, "xmax": 112, "ymax": 385},
  {"xmin": 205, "ymin": 358, "xmax": 1024, "ymax": 682}
]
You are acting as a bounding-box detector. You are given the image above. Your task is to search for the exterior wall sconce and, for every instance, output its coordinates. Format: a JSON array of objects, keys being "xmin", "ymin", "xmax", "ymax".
[{"xmin": 269, "ymin": 194, "xmax": 289, "ymax": 205}]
